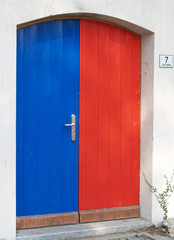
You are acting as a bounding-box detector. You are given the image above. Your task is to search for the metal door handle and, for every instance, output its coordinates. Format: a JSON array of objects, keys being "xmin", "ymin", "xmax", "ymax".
[
  {"xmin": 64, "ymin": 114, "xmax": 76, "ymax": 141},
  {"xmin": 64, "ymin": 123, "xmax": 75, "ymax": 127}
]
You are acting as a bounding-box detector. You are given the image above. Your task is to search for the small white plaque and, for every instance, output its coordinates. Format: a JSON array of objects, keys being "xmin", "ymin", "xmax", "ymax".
[{"xmin": 159, "ymin": 55, "xmax": 174, "ymax": 68}]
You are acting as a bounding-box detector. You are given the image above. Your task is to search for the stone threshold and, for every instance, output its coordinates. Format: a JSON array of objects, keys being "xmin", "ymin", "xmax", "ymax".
[{"xmin": 17, "ymin": 218, "xmax": 151, "ymax": 240}]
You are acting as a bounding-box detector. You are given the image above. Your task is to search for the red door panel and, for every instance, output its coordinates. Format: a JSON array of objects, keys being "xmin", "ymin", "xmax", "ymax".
[{"xmin": 79, "ymin": 20, "xmax": 140, "ymax": 211}]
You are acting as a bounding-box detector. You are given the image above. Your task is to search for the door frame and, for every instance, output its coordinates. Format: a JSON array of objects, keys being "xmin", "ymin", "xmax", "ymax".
[{"xmin": 16, "ymin": 14, "xmax": 154, "ymax": 229}]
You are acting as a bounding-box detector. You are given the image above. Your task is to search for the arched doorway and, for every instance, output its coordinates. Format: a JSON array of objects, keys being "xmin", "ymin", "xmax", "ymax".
[{"xmin": 16, "ymin": 18, "xmax": 140, "ymax": 229}]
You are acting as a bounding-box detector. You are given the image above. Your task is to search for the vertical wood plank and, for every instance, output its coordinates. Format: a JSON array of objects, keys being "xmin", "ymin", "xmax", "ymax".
[
  {"xmin": 23, "ymin": 25, "xmax": 38, "ymax": 215},
  {"xmin": 61, "ymin": 20, "xmax": 79, "ymax": 212},
  {"xmin": 73, "ymin": 20, "xmax": 80, "ymax": 212},
  {"xmin": 49, "ymin": 20, "xmax": 63, "ymax": 213},
  {"xmin": 16, "ymin": 28, "xmax": 24, "ymax": 216},
  {"xmin": 97, "ymin": 23, "xmax": 110, "ymax": 208},
  {"xmin": 108, "ymin": 26, "xmax": 121, "ymax": 207},
  {"xmin": 79, "ymin": 20, "xmax": 99, "ymax": 211},
  {"xmin": 37, "ymin": 21, "xmax": 50, "ymax": 214},
  {"xmin": 79, "ymin": 20, "xmax": 87, "ymax": 211},
  {"xmin": 120, "ymin": 31, "xmax": 133, "ymax": 206},
  {"xmin": 131, "ymin": 35, "xmax": 141, "ymax": 204}
]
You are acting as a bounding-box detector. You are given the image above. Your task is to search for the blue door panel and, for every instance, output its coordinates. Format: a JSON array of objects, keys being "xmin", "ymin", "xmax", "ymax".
[{"xmin": 16, "ymin": 20, "xmax": 79, "ymax": 216}]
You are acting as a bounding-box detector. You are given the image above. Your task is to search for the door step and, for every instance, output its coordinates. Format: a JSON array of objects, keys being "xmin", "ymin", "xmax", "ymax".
[{"xmin": 16, "ymin": 218, "xmax": 152, "ymax": 240}]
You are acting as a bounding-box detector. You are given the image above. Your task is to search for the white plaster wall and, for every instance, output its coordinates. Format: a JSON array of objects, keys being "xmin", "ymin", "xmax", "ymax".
[
  {"xmin": 1, "ymin": 0, "xmax": 174, "ymax": 239},
  {"xmin": 0, "ymin": 3, "xmax": 16, "ymax": 240},
  {"xmin": 152, "ymin": 2, "xmax": 174, "ymax": 224},
  {"xmin": 140, "ymin": 33, "xmax": 154, "ymax": 224}
]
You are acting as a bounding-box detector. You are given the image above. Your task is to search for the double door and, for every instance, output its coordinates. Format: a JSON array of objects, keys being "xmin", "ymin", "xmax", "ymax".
[{"xmin": 17, "ymin": 19, "xmax": 140, "ymax": 225}]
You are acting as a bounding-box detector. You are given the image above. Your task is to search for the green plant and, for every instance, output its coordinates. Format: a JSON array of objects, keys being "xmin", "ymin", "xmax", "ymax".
[{"xmin": 143, "ymin": 170, "xmax": 174, "ymax": 220}]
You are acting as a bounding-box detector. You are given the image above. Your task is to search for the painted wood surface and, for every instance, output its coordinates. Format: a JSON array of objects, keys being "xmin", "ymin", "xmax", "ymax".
[
  {"xmin": 17, "ymin": 19, "xmax": 79, "ymax": 216},
  {"xmin": 17, "ymin": 19, "xmax": 140, "ymax": 217},
  {"xmin": 79, "ymin": 20, "xmax": 140, "ymax": 211}
]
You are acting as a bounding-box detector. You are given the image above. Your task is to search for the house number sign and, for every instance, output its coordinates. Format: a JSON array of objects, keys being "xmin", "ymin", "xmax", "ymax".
[{"xmin": 159, "ymin": 55, "xmax": 174, "ymax": 68}]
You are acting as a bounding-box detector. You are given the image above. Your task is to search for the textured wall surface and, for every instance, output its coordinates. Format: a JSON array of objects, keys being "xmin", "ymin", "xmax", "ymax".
[{"xmin": 0, "ymin": 0, "xmax": 174, "ymax": 239}]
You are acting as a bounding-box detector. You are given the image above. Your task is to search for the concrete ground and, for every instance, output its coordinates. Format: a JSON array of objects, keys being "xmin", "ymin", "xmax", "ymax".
[
  {"xmin": 71, "ymin": 227, "xmax": 174, "ymax": 240},
  {"xmin": 16, "ymin": 218, "xmax": 173, "ymax": 240}
]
